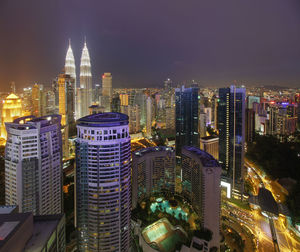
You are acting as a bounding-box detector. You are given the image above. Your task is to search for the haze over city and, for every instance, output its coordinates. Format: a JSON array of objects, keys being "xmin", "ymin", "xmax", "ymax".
[{"xmin": 1, "ymin": 0, "xmax": 300, "ymax": 90}]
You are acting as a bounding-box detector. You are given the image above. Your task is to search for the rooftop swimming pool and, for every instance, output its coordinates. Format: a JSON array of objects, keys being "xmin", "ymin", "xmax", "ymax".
[{"xmin": 150, "ymin": 198, "xmax": 188, "ymax": 221}]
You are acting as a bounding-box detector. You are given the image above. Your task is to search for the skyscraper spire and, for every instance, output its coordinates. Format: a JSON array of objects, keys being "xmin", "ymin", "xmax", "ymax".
[
  {"xmin": 65, "ymin": 39, "xmax": 76, "ymax": 82},
  {"xmin": 79, "ymin": 38, "xmax": 92, "ymax": 117}
]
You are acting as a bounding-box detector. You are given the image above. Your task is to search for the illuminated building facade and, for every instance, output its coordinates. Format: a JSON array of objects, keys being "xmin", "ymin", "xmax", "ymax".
[
  {"xmin": 175, "ymin": 85, "xmax": 199, "ymax": 157},
  {"xmin": 58, "ymin": 73, "xmax": 75, "ymax": 158},
  {"xmin": 79, "ymin": 40, "xmax": 92, "ymax": 118},
  {"xmin": 102, "ymin": 73, "xmax": 113, "ymax": 98},
  {"xmin": 32, "ymin": 84, "xmax": 41, "ymax": 117},
  {"xmin": 132, "ymin": 146, "xmax": 175, "ymax": 208},
  {"xmin": 181, "ymin": 146, "xmax": 221, "ymax": 250},
  {"xmin": 218, "ymin": 85, "xmax": 245, "ymax": 192},
  {"xmin": 65, "ymin": 40, "xmax": 77, "ymax": 119},
  {"xmin": 200, "ymin": 136, "xmax": 219, "ymax": 160},
  {"xmin": 5, "ymin": 115, "xmax": 63, "ymax": 215},
  {"xmin": 0, "ymin": 93, "xmax": 23, "ymax": 139},
  {"xmin": 146, "ymin": 96, "xmax": 152, "ymax": 137},
  {"xmin": 75, "ymin": 113, "xmax": 131, "ymax": 251}
]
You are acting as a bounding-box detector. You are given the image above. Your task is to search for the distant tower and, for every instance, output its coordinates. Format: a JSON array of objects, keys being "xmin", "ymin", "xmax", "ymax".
[
  {"xmin": 5, "ymin": 115, "xmax": 63, "ymax": 215},
  {"xmin": 75, "ymin": 113, "xmax": 131, "ymax": 251},
  {"xmin": 102, "ymin": 73, "xmax": 112, "ymax": 98},
  {"xmin": 10, "ymin": 81, "xmax": 16, "ymax": 93},
  {"xmin": 0, "ymin": 94, "xmax": 23, "ymax": 139},
  {"xmin": 146, "ymin": 96, "xmax": 152, "ymax": 137},
  {"xmin": 79, "ymin": 39, "xmax": 92, "ymax": 118},
  {"xmin": 102, "ymin": 73, "xmax": 113, "ymax": 112},
  {"xmin": 65, "ymin": 39, "xmax": 76, "ymax": 83},
  {"xmin": 218, "ymin": 85, "xmax": 245, "ymax": 193}
]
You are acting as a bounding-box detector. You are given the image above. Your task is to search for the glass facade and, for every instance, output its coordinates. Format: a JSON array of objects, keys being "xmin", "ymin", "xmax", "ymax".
[
  {"xmin": 218, "ymin": 85, "xmax": 245, "ymax": 190},
  {"xmin": 175, "ymin": 86, "xmax": 199, "ymax": 157}
]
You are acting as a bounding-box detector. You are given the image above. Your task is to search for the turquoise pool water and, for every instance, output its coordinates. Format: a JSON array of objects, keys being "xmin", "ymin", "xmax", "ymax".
[{"xmin": 150, "ymin": 199, "xmax": 188, "ymax": 221}]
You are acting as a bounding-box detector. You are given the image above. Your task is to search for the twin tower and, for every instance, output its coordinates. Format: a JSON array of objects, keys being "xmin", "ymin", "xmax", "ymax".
[{"xmin": 65, "ymin": 39, "xmax": 92, "ymax": 118}]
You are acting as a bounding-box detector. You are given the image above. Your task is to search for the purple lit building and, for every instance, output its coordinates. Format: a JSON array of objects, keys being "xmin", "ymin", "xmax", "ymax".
[{"xmin": 75, "ymin": 113, "xmax": 131, "ymax": 251}]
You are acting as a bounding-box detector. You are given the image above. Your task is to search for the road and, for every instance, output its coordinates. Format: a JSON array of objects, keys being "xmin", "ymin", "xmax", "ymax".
[{"xmin": 244, "ymin": 159, "xmax": 300, "ymax": 251}]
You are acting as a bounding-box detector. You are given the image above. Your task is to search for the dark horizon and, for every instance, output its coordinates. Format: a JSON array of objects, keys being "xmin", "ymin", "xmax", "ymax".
[{"xmin": 1, "ymin": 0, "xmax": 300, "ymax": 91}]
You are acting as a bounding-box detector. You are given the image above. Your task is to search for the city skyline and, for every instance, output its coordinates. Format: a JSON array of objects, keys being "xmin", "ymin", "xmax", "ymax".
[{"xmin": 1, "ymin": 0, "xmax": 300, "ymax": 90}]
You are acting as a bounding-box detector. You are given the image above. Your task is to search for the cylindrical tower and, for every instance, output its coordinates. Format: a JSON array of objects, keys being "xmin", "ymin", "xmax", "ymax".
[{"xmin": 75, "ymin": 112, "xmax": 131, "ymax": 252}]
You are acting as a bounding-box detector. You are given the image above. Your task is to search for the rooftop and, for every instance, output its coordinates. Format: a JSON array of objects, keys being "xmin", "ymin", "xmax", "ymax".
[
  {"xmin": 257, "ymin": 188, "xmax": 279, "ymax": 216},
  {"xmin": 200, "ymin": 136, "xmax": 219, "ymax": 141},
  {"xmin": 134, "ymin": 146, "xmax": 175, "ymax": 157},
  {"xmin": 142, "ymin": 218, "xmax": 187, "ymax": 252},
  {"xmin": 24, "ymin": 215, "xmax": 63, "ymax": 252},
  {"xmin": 183, "ymin": 146, "xmax": 219, "ymax": 167},
  {"xmin": 77, "ymin": 112, "xmax": 129, "ymax": 127}
]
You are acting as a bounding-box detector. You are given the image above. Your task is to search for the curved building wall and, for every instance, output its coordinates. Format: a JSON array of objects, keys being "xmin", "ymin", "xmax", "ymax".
[
  {"xmin": 132, "ymin": 146, "xmax": 175, "ymax": 209},
  {"xmin": 75, "ymin": 113, "xmax": 131, "ymax": 252}
]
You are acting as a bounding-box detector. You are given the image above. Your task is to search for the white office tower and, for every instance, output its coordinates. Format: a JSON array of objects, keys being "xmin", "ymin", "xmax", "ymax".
[
  {"xmin": 65, "ymin": 39, "xmax": 76, "ymax": 84},
  {"xmin": 181, "ymin": 146, "xmax": 221, "ymax": 250},
  {"xmin": 76, "ymin": 113, "xmax": 131, "ymax": 251},
  {"xmin": 79, "ymin": 40, "xmax": 92, "ymax": 118},
  {"xmin": 65, "ymin": 39, "xmax": 77, "ymax": 119},
  {"xmin": 5, "ymin": 115, "xmax": 63, "ymax": 215}
]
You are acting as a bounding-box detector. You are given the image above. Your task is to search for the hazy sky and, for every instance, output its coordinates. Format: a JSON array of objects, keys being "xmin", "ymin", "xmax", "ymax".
[{"xmin": 0, "ymin": 0, "xmax": 300, "ymax": 90}]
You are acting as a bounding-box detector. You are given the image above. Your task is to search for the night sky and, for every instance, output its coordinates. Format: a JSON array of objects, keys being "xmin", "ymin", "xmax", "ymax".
[{"xmin": 0, "ymin": 0, "xmax": 300, "ymax": 90}]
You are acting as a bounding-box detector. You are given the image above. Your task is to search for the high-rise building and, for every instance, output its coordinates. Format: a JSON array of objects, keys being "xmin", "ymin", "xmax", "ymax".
[
  {"xmin": 22, "ymin": 87, "xmax": 33, "ymax": 115},
  {"xmin": 111, "ymin": 94, "xmax": 121, "ymax": 113},
  {"xmin": 75, "ymin": 113, "xmax": 131, "ymax": 251},
  {"xmin": 181, "ymin": 146, "xmax": 221, "ymax": 250},
  {"xmin": 132, "ymin": 146, "xmax": 176, "ymax": 208},
  {"xmin": 94, "ymin": 83, "xmax": 101, "ymax": 103},
  {"xmin": 5, "ymin": 115, "xmax": 63, "ymax": 215},
  {"xmin": 164, "ymin": 78, "xmax": 172, "ymax": 90},
  {"xmin": 32, "ymin": 84, "xmax": 41, "ymax": 117},
  {"xmin": 79, "ymin": 40, "xmax": 92, "ymax": 118},
  {"xmin": 175, "ymin": 85, "xmax": 199, "ymax": 157},
  {"xmin": 0, "ymin": 93, "xmax": 23, "ymax": 139},
  {"xmin": 128, "ymin": 104, "xmax": 141, "ymax": 133},
  {"xmin": 245, "ymin": 108, "xmax": 255, "ymax": 143},
  {"xmin": 146, "ymin": 96, "xmax": 152, "ymax": 137},
  {"xmin": 200, "ymin": 136, "xmax": 219, "ymax": 160},
  {"xmin": 218, "ymin": 85, "xmax": 245, "ymax": 192},
  {"xmin": 58, "ymin": 73, "xmax": 75, "ymax": 158},
  {"xmin": 58, "ymin": 74, "xmax": 75, "ymax": 127},
  {"xmin": 65, "ymin": 39, "xmax": 77, "ymax": 120},
  {"xmin": 102, "ymin": 73, "xmax": 113, "ymax": 98}
]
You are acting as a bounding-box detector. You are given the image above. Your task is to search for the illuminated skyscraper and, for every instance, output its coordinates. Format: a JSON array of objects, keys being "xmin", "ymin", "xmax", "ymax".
[
  {"xmin": 5, "ymin": 115, "xmax": 63, "ymax": 215},
  {"xmin": 102, "ymin": 73, "xmax": 113, "ymax": 112},
  {"xmin": 65, "ymin": 40, "xmax": 78, "ymax": 119},
  {"xmin": 146, "ymin": 96, "xmax": 152, "ymax": 137},
  {"xmin": 79, "ymin": 40, "xmax": 92, "ymax": 118},
  {"xmin": 58, "ymin": 73, "xmax": 75, "ymax": 158},
  {"xmin": 0, "ymin": 93, "xmax": 23, "ymax": 139},
  {"xmin": 218, "ymin": 85, "xmax": 245, "ymax": 193},
  {"xmin": 102, "ymin": 73, "xmax": 112, "ymax": 97},
  {"xmin": 76, "ymin": 113, "xmax": 131, "ymax": 251},
  {"xmin": 32, "ymin": 84, "xmax": 41, "ymax": 117},
  {"xmin": 65, "ymin": 39, "xmax": 76, "ymax": 83}
]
